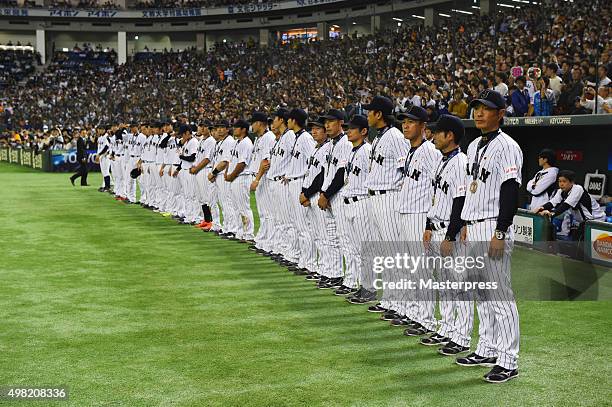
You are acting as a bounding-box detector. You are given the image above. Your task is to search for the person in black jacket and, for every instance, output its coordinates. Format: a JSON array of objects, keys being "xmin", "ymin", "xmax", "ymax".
[{"xmin": 70, "ymin": 129, "xmax": 89, "ymax": 186}]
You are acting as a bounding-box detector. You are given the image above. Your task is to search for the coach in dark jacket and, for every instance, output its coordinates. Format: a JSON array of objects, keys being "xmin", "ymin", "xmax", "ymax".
[{"xmin": 70, "ymin": 130, "xmax": 89, "ymax": 186}]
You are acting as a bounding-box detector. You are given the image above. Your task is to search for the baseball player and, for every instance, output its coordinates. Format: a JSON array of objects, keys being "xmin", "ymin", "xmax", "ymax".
[
  {"xmin": 266, "ymin": 109, "xmax": 296, "ymax": 264},
  {"xmin": 358, "ymin": 96, "xmax": 409, "ymax": 313},
  {"xmin": 284, "ymin": 109, "xmax": 316, "ymax": 273},
  {"xmin": 248, "ymin": 112, "xmax": 277, "ymax": 254},
  {"xmin": 390, "ymin": 105, "xmax": 442, "ymax": 335},
  {"xmin": 155, "ymin": 123, "xmax": 173, "ymax": 215},
  {"xmin": 145, "ymin": 123, "xmax": 161, "ymax": 210},
  {"xmin": 299, "ymin": 116, "xmax": 337, "ymax": 281},
  {"xmin": 140, "ymin": 124, "xmax": 155, "ymax": 208},
  {"xmin": 226, "ymin": 119, "xmax": 255, "ymax": 241},
  {"xmin": 417, "ymin": 115, "xmax": 474, "ymax": 353},
  {"xmin": 456, "ymin": 90, "xmax": 522, "ymax": 383},
  {"xmin": 333, "ymin": 115, "xmax": 372, "ymax": 297},
  {"xmin": 208, "ymin": 121, "xmax": 238, "ymax": 238},
  {"xmin": 175, "ymin": 124, "xmax": 200, "ymax": 224},
  {"xmin": 109, "ymin": 128, "xmax": 125, "ymax": 200},
  {"xmin": 191, "ymin": 121, "xmax": 217, "ymax": 230},
  {"xmin": 124, "ymin": 124, "xmax": 140, "ymax": 204},
  {"xmin": 96, "ymin": 125, "xmax": 112, "ymax": 192},
  {"xmin": 316, "ymin": 109, "xmax": 352, "ymax": 290},
  {"xmin": 526, "ymin": 149, "xmax": 559, "ymax": 210},
  {"xmin": 163, "ymin": 127, "xmax": 182, "ymax": 218},
  {"xmin": 533, "ymin": 169, "xmax": 605, "ymax": 222}
]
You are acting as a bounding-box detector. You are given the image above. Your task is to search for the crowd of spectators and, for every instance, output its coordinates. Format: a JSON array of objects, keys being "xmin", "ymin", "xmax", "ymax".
[
  {"xmin": 1, "ymin": 0, "xmax": 611, "ymax": 132},
  {"xmin": 0, "ymin": 43, "xmax": 41, "ymax": 89}
]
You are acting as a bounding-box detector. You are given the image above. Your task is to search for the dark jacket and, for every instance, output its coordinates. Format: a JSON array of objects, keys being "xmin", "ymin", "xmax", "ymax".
[{"xmin": 76, "ymin": 137, "xmax": 87, "ymax": 161}]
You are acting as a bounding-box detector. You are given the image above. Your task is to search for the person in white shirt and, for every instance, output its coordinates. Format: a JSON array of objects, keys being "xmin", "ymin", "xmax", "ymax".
[
  {"xmin": 225, "ymin": 119, "xmax": 255, "ymax": 242},
  {"xmin": 175, "ymin": 124, "xmax": 201, "ymax": 224},
  {"xmin": 494, "ymin": 72, "xmax": 509, "ymax": 97},
  {"xmin": 533, "ymin": 170, "xmax": 605, "ymax": 240},
  {"xmin": 526, "ymin": 149, "xmax": 559, "ymax": 210},
  {"xmin": 580, "ymin": 86, "xmax": 611, "ymax": 114},
  {"xmin": 545, "ymin": 63, "xmax": 563, "ymax": 102},
  {"xmin": 597, "ymin": 65, "xmax": 611, "ymax": 87}
]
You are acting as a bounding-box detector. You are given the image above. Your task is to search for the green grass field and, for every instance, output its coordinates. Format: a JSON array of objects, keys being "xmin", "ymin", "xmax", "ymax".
[{"xmin": 0, "ymin": 162, "xmax": 610, "ymax": 406}]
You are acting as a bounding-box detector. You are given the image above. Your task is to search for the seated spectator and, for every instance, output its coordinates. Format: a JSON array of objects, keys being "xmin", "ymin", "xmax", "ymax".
[
  {"xmin": 533, "ymin": 77, "xmax": 556, "ymax": 116},
  {"xmin": 511, "ymin": 76, "xmax": 531, "ymax": 117},
  {"xmin": 597, "ymin": 65, "xmax": 611, "ymax": 87},
  {"xmin": 494, "ymin": 72, "xmax": 509, "ymax": 97},
  {"xmin": 559, "ymin": 67, "xmax": 585, "ymax": 114},
  {"xmin": 448, "ymin": 90, "xmax": 468, "ymax": 119}
]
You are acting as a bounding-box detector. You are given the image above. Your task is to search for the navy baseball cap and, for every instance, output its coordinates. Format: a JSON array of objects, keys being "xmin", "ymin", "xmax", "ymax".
[
  {"xmin": 322, "ymin": 109, "xmax": 346, "ymax": 121},
  {"xmin": 469, "ymin": 89, "xmax": 506, "ymax": 110},
  {"xmin": 178, "ymin": 124, "xmax": 191, "ymax": 135},
  {"xmin": 233, "ymin": 119, "xmax": 250, "ymax": 130},
  {"xmin": 309, "ymin": 116, "xmax": 326, "ymax": 128},
  {"xmin": 363, "ymin": 95, "xmax": 394, "ymax": 116},
  {"xmin": 397, "ymin": 105, "xmax": 428, "ymax": 122},
  {"xmin": 427, "ymin": 114, "xmax": 465, "ymax": 141},
  {"xmin": 272, "ymin": 108, "xmax": 289, "ymax": 121},
  {"xmin": 200, "ymin": 119, "xmax": 214, "ymax": 128},
  {"xmin": 288, "ymin": 108, "xmax": 308, "ymax": 127},
  {"xmin": 215, "ymin": 120, "xmax": 230, "ymax": 128},
  {"xmin": 347, "ymin": 115, "xmax": 369, "ymax": 130},
  {"xmin": 250, "ymin": 112, "xmax": 268, "ymax": 124}
]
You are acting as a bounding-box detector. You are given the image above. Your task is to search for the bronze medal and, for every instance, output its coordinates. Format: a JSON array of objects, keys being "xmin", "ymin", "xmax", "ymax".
[{"xmin": 470, "ymin": 181, "xmax": 478, "ymax": 193}]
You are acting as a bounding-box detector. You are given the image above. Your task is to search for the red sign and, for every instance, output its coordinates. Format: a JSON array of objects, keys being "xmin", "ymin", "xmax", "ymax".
[{"xmin": 555, "ymin": 150, "xmax": 583, "ymax": 162}]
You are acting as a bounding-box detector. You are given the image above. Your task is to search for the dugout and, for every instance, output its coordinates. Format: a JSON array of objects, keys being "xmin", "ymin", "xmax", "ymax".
[{"xmin": 463, "ymin": 115, "xmax": 612, "ymax": 208}]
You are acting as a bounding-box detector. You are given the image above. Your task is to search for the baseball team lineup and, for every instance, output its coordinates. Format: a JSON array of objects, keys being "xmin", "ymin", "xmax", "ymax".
[{"xmin": 84, "ymin": 89, "xmax": 525, "ymax": 384}]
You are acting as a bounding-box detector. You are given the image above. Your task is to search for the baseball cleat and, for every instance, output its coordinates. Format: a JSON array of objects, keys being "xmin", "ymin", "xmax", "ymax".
[
  {"xmin": 438, "ymin": 341, "xmax": 470, "ymax": 356},
  {"xmin": 367, "ymin": 303, "xmax": 387, "ymax": 313},
  {"xmin": 420, "ymin": 333, "xmax": 450, "ymax": 346},
  {"xmin": 483, "ymin": 365, "xmax": 519, "ymax": 383},
  {"xmin": 403, "ymin": 324, "xmax": 434, "ymax": 336},
  {"xmin": 455, "ymin": 353, "xmax": 497, "ymax": 367}
]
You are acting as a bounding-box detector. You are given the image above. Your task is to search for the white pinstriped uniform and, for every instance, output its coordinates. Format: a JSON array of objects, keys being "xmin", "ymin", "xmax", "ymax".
[
  {"xmin": 461, "ymin": 129, "xmax": 523, "ymax": 371},
  {"xmin": 250, "ymin": 130, "xmax": 276, "ymax": 252},
  {"xmin": 97, "ymin": 133, "xmax": 111, "ymax": 185},
  {"xmin": 147, "ymin": 134, "xmax": 161, "ymax": 208},
  {"xmin": 133, "ymin": 132, "xmax": 147, "ymax": 203},
  {"xmin": 323, "ymin": 133, "xmax": 353, "ymax": 279},
  {"xmin": 302, "ymin": 140, "xmax": 338, "ymax": 276},
  {"xmin": 155, "ymin": 133, "xmax": 170, "ymax": 210},
  {"xmin": 285, "ymin": 129, "xmax": 316, "ymax": 270},
  {"xmin": 163, "ymin": 136, "xmax": 182, "ymax": 215},
  {"xmin": 140, "ymin": 134, "xmax": 155, "ymax": 206},
  {"xmin": 228, "ymin": 136, "xmax": 255, "ymax": 240},
  {"xmin": 395, "ymin": 139, "xmax": 442, "ymax": 326},
  {"xmin": 194, "ymin": 135, "xmax": 216, "ymax": 211},
  {"xmin": 216, "ymin": 135, "xmax": 237, "ymax": 234},
  {"xmin": 336, "ymin": 142, "xmax": 372, "ymax": 288},
  {"xmin": 363, "ymin": 126, "xmax": 409, "ymax": 306},
  {"xmin": 109, "ymin": 134, "xmax": 124, "ymax": 197},
  {"xmin": 208, "ymin": 140, "xmax": 223, "ymax": 231},
  {"xmin": 178, "ymin": 137, "xmax": 200, "ymax": 222},
  {"xmin": 267, "ymin": 129, "xmax": 295, "ymax": 257},
  {"xmin": 425, "ymin": 149, "xmax": 475, "ymax": 346}
]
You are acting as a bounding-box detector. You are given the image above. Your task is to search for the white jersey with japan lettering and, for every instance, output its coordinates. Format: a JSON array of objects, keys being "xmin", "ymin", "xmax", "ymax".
[
  {"xmin": 526, "ymin": 166, "xmax": 559, "ymax": 210},
  {"xmin": 196, "ymin": 135, "xmax": 216, "ymax": 167},
  {"xmin": 247, "ymin": 130, "xmax": 276, "ymax": 175},
  {"xmin": 228, "ymin": 136, "xmax": 254, "ymax": 175},
  {"xmin": 365, "ymin": 126, "xmax": 409, "ymax": 191},
  {"xmin": 180, "ymin": 137, "xmax": 199, "ymax": 169},
  {"xmin": 164, "ymin": 136, "xmax": 180, "ymax": 165},
  {"xmin": 97, "ymin": 134, "xmax": 110, "ymax": 156},
  {"xmin": 217, "ymin": 135, "xmax": 236, "ymax": 167},
  {"xmin": 132, "ymin": 132, "xmax": 146, "ymax": 158},
  {"xmin": 321, "ymin": 133, "xmax": 353, "ymax": 192},
  {"xmin": 342, "ymin": 142, "xmax": 372, "ymax": 198},
  {"xmin": 285, "ymin": 129, "xmax": 316, "ymax": 179},
  {"xmin": 302, "ymin": 140, "xmax": 331, "ymax": 190},
  {"xmin": 156, "ymin": 133, "xmax": 169, "ymax": 164},
  {"xmin": 427, "ymin": 149, "xmax": 468, "ymax": 222},
  {"xmin": 461, "ymin": 130, "xmax": 523, "ymax": 221},
  {"xmin": 396, "ymin": 139, "xmax": 442, "ymax": 214},
  {"xmin": 141, "ymin": 135, "xmax": 154, "ymax": 162},
  {"xmin": 267, "ymin": 129, "xmax": 295, "ymax": 180}
]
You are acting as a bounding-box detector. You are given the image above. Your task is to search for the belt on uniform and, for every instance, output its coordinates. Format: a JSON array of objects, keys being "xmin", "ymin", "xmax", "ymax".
[
  {"xmin": 115, "ymin": 154, "xmax": 123, "ymax": 157},
  {"xmin": 288, "ymin": 175, "xmax": 305, "ymax": 182},
  {"xmin": 344, "ymin": 195, "xmax": 369, "ymax": 204},
  {"xmin": 431, "ymin": 221, "xmax": 446, "ymax": 231},
  {"xmin": 130, "ymin": 155, "xmax": 138, "ymax": 158},
  {"xmin": 466, "ymin": 217, "xmax": 496, "ymax": 225},
  {"xmin": 368, "ymin": 189, "xmax": 388, "ymax": 196},
  {"xmin": 143, "ymin": 160, "xmax": 153, "ymax": 163},
  {"xmin": 273, "ymin": 176, "xmax": 284, "ymax": 181}
]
